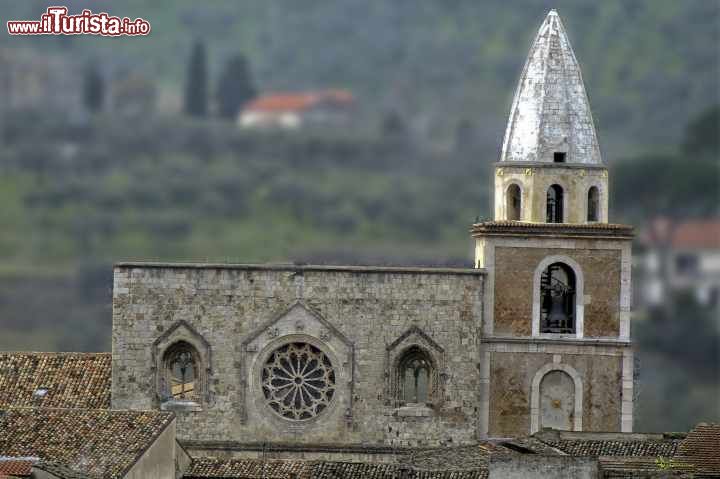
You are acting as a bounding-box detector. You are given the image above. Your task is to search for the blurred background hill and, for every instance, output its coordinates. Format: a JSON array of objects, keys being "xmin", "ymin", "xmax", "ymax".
[{"xmin": 0, "ymin": 0, "xmax": 717, "ymax": 432}]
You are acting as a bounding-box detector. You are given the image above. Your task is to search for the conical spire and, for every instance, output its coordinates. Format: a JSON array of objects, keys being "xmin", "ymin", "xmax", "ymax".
[{"xmin": 500, "ymin": 10, "xmax": 602, "ymax": 164}]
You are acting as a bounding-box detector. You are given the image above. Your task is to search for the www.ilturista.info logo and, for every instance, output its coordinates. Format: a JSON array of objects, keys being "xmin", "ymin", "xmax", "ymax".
[{"xmin": 7, "ymin": 7, "xmax": 151, "ymax": 36}]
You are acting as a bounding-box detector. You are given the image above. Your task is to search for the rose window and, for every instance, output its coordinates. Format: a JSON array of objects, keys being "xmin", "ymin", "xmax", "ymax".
[{"xmin": 261, "ymin": 342, "xmax": 336, "ymax": 420}]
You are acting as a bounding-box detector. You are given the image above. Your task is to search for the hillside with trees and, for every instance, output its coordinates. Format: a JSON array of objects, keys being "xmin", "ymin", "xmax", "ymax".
[{"xmin": 0, "ymin": 1, "xmax": 717, "ymax": 432}]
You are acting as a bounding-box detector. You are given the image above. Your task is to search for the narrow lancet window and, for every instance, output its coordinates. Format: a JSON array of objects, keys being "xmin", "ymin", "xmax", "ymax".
[
  {"xmin": 506, "ymin": 184, "xmax": 522, "ymax": 220},
  {"xmin": 587, "ymin": 187, "xmax": 599, "ymax": 222},
  {"xmin": 398, "ymin": 347, "xmax": 433, "ymax": 404},
  {"xmin": 546, "ymin": 185, "xmax": 564, "ymax": 223},
  {"xmin": 540, "ymin": 262, "xmax": 576, "ymax": 334},
  {"xmin": 163, "ymin": 342, "xmax": 199, "ymax": 401}
]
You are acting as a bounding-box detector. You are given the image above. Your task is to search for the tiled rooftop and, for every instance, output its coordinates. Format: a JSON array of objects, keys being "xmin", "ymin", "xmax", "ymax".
[
  {"xmin": 673, "ymin": 423, "xmax": 720, "ymax": 476},
  {"xmin": 533, "ymin": 430, "xmax": 682, "ymax": 458},
  {"xmin": 0, "ymin": 459, "xmax": 33, "ymax": 477},
  {"xmin": 0, "ymin": 407, "xmax": 174, "ymax": 479},
  {"xmin": 0, "ymin": 353, "xmax": 111, "ymax": 409},
  {"xmin": 183, "ymin": 458, "xmax": 489, "ymax": 479},
  {"xmin": 243, "ymin": 90, "xmax": 353, "ymax": 113},
  {"xmin": 399, "ymin": 444, "xmax": 491, "ymax": 471},
  {"xmin": 312, "ymin": 462, "xmax": 487, "ymax": 479},
  {"xmin": 185, "ymin": 457, "xmax": 311, "ymax": 479},
  {"xmin": 541, "ymin": 438, "xmax": 680, "ymax": 458},
  {"xmin": 642, "ymin": 218, "xmax": 720, "ymax": 250},
  {"xmin": 471, "ymin": 221, "xmax": 634, "ymax": 237}
]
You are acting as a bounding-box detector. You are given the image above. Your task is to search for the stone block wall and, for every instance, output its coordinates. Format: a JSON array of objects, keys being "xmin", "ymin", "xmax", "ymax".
[
  {"xmin": 487, "ymin": 346, "xmax": 623, "ymax": 437},
  {"xmin": 493, "ymin": 165, "xmax": 608, "ymax": 224},
  {"xmin": 112, "ymin": 264, "xmax": 484, "ymax": 449},
  {"xmin": 493, "ymin": 246, "xmax": 621, "ymax": 338}
]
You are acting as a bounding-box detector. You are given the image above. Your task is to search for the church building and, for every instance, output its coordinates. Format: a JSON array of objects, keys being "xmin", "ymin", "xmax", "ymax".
[{"xmin": 110, "ymin": 10, "xmax": 634, "ymax": 461}]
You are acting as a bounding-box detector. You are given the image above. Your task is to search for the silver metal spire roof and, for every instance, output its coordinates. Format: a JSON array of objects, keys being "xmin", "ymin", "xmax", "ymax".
[{"xmin": 500, "ymin": 10, "xmax": 602, "ymax": 164}]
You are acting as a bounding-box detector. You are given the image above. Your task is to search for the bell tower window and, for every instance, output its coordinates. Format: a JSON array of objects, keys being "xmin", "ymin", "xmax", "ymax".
[
  {"xmin": 587, "ymin": 187, "xmax": 599, "ymax": 222},
  {"xmin": 546, "ymin": 184, "xmax": 564, "ymax": 223},
  {"xmin": 506, "ymin": 184, "xmax": 522, "ymax": 221},
  {"xmin": 553, "ymin": 152, "xmax": 566, "ymax": 163},
  {"xmin": 540, "ymin": 262, "xmax": 576, "ymax": 334}
]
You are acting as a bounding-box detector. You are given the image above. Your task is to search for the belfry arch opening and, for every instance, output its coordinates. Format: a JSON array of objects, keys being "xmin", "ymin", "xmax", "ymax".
[
  {"xmin": 546, "ymin": 184, "xmax": 564, "ymax": 223},
  {"xmin": 506, "ymin": 184, "xmax": 522, "ymax": 221},
  {"xmin": 540, "ymin": 262, "xmax": 576, "ymax": 334},
  {"xmin": 587, "ymin": 186, "xmax": 599, "ymax": 222}
]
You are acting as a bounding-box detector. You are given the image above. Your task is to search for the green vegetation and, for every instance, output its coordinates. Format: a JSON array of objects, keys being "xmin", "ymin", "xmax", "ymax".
[
  {"xmin": 184, "ymin": 40, "xmax": 208, "ymax": 117},
  {"xmin": 216, "ymin": 53, "xmax": 257, "ymax": 119},
  {"xmin": 0, "ymin": 1, "xmax": 716, "ymax": 155}
]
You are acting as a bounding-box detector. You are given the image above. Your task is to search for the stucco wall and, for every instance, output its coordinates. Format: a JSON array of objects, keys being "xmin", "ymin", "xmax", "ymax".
[
  {"xmin": 493, "ymin": 246, "xmax": 621, "ymax": 337},
  {"xmin": 125, "ymin": 419, "xmax": 180, "ymax": 479},
  {"xmin": 112, "ymin": 264, "xmax": 484, "ymax": 449}
]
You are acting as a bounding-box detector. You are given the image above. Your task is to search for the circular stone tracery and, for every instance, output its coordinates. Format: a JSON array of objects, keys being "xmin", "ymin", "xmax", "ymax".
[{"xmin": 261, "ymin": 342, "xmax": 336, "ymax": 421}]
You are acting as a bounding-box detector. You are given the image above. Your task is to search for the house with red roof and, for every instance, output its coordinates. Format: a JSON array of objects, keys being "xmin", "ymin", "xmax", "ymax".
[
  {"xmin": 237, "ymin": 89, "xmax": 354, "ymax": 129},
  {"xmin": 637, "ymin": 218, "xmax": 720, "ymax": 308}
]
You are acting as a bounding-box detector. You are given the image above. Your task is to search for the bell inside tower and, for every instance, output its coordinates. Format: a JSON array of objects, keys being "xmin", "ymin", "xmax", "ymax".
[{"xmin": 540, "ymin": 262, "xmax": 576, "ymax": 334}]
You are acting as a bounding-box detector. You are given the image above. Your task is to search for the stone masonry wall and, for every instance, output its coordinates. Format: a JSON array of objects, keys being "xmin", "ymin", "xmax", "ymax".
[
  {"xmin": 488, "ymin": 350, "xmax": 622, "ymax": 437},
  {"xmin": 112, "ymin": 264, "xmax": 484, "ymax": 449},
  {"xmin": 493, "ymin": 246, "xmax": 621, "ymax": 337},
  {"xmin": 494, "ymin": 165, "xmax": 608, "ymax": 224}
]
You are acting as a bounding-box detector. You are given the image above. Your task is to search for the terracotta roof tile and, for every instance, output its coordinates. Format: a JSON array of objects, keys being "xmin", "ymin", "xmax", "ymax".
[
  {"xmin": 642, "ymin": 218, "xmax": 720, "ymax": 250},
  {"xmin": 0, "ymin": 353, "xmax": 111, "ymax": 409},
  {"xmin": 183, "ymin": 457, "xmax": 488, "ymax": 479},
  {"xmin": 541, "ymin": 438, "xmax": 680, "ymax": 457},
  {"xmin": 0, "ymin": 407, "xmax": 174, "ymax": 479},
  {"xmin": 673, "ymin": 423, "xmax": 720, "ymax": 476},
  {"xmin": 399, "ymin": 444, "xmax": 491, "ymax": 470},
  {"xmin": 671, "ymin": 221, "xmax": 720, "ymax": 250},
  {"xmin": 184, "ymin": 457, "xmax": 311, "ymax": 478},
  {"xmin": 243, "ymin": 90, "xmax": 353, "ymax": 113},
  {"xmin": 471, "ymin": 221, "xmax": 634, "ymax": 238},
  {"xmin": 0, "ymin": 459, "xmax": 33, "ymax": 476}
]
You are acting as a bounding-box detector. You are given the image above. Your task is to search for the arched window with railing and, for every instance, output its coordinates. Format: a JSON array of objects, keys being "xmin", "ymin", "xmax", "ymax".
[{"xmin": 546, "ymin": 184, "xmax": 564, "ymax": 223}]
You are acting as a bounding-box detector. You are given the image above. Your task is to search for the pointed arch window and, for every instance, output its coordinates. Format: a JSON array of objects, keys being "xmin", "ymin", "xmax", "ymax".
[
  {"xmin": 397, "ymin": 346, "xmax": 435, "ymax": 405},
  {"xmin": 162, "ymin": 341, "xmax": 200, "ymax": 402},
  {"xmin": 540, "ymin": 262, "xmax": 576, "ymax": 334},
  {"xmin": 546, "ymin": 184, "xmax": 564, "ymax": 223},
  {"xmin": 587, "ymin": 187, "xmax": 599, "ymax": 222},
  {"xmin": 506, "ymin": 184, "xmax": 522, "ymax": 221}
]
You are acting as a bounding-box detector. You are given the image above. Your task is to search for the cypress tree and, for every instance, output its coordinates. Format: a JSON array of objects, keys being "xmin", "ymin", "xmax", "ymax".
[
  {"xmin": 184, "ymin": 40, "xmax": 208, "ymax": 117},
  {"xmin": 216, "ymin": 53, "xmax": 257, "ymax": 120},
  {"xmin": 82, "ymin": 61, "xmax": 104, "ymax": 113}
]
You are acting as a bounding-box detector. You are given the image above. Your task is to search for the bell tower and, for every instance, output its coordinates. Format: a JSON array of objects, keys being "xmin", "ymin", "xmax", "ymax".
[{"xmin": 473, "ymin": 10, "xmax": 635, "ymax": 438}]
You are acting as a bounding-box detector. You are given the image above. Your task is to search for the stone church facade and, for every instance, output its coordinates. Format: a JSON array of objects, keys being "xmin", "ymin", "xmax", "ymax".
[{"xmin": 111, "ymin": 10, "xmax": 634, "ymax": 459}]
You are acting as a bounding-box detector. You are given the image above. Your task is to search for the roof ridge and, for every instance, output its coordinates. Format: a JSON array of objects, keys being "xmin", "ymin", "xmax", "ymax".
[{"xmin": 0, "ymin": 406, "xmax": 173, "ymax": 416}]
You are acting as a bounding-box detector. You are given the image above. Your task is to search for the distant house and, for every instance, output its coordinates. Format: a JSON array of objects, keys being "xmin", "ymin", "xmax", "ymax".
[
  {"xmin": 636, "ymin": 218, "xmax": 720, "ymax": 308},
  {"xmin": 237, "ymin": 89, "xmax": 354, "ymax": 130}
]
